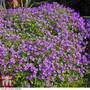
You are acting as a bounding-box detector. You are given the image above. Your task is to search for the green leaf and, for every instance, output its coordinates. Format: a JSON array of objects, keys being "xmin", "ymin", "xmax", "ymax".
[
  {"xmin": 32, "ymin": 77, "xmax": 45, "ymax": 87},
  {"xmin": 4, "ymin": 40, "xmax": 13, "ymax": 47},
  {"xmin": 19, "ymin": 51, "xmax": 27, "ymax": 58},
  {"xmin": 15, "ymin": 40, "xmax": 21, "ymax": 46}
]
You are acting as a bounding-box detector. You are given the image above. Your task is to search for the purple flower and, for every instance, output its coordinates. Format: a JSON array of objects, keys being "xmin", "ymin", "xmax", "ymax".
[
  {"xmin": 88, "ymin": 54, "xmax": 90, "ymax": 58},
  {"xmin": 59, "ymin": 76, "xmax": 64, "ymax": 81},
  {"xmin": 37, "ymin": 58, "xmax": 42, "ymax": 64},
  {"xmin": 68, "ymin": 76, "xmax": 78, "ymax": 81},
  {"xmin": 9, "ymin": 58, "xmax": 15, "ymax": 64}
]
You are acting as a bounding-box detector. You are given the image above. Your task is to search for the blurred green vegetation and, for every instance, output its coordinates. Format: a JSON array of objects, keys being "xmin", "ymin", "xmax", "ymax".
[{"xmin": 0, "ymin": 0, "xmax": 81, "ymax": 9}]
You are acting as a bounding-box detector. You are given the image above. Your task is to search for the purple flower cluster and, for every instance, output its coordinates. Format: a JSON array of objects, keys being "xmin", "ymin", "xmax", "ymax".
[
  {"xmin": 84, "ymin": 18, "xmax": 90, "ymax": 38},
  {"xmin": 0, "ymin": 2, "xmax": 89, "ymax": 86}
]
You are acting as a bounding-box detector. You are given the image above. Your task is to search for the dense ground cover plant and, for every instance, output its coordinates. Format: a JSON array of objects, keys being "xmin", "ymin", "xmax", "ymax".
[
  {"xmin": 85, "ymin": 18, "xmax": 90, "ymax": 38},
  {"xmin": 0, "ymin": 2, "xmax": 89, "ymax": 87},
  {"xmin": 84, "ymin": 17, "xmax": 90, "ymax": 87}
]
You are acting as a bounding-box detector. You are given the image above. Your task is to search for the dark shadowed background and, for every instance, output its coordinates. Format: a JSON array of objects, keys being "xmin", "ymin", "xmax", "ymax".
[{"xmin": 32, "ymin": 0, "xmax": 90, "ymax": 16}]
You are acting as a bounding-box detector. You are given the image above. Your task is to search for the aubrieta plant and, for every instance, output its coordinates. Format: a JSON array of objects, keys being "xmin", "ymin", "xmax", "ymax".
[
  {"xmin": 0, "ymin": 2, "xmax": 89, "ymax": 87},
  {"xmin": 85, "ymin": 17, "xmax": 90, "ymax": 38}
]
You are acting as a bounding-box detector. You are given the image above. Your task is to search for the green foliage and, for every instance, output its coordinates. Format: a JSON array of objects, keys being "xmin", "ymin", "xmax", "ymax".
[
  {"xmin": 15, "ymin": 40, "xmax": 21, "ymax": 46},
  {"xmin": 10, "ymin": 14, "xmax": 44, "ymax": 40},
  {"xmin": 13, "ymin": 70, "xmax": 30, "ymax": 87},
  {"xmin": 13, "ymin": 71, "xmax": 45, "ymax": 87},
  {"xmin": 19, "ymin": 51, "xmax": 27, "ymax": 58},
  {"xmin": 3, "ymin": 40, "xmax": 13, "ymax": 47},
  {"xmin": 52, "ymin": 76, "xmax": 86, "ymax": 87},
  {"xmin": 32, "ymin": 77, "xmax": 45, "ymax": 87}
]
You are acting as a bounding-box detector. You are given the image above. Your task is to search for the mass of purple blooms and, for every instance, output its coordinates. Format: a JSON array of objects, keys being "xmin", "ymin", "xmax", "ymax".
[
  {"xmin": 85, "ymin": 18, "xmax": 90, "ymax": 38},
  {"xmin": 0, "ymin": 2, "xmax": 89, "ymax": 87},
  {"xmin": 84, "ymin": 18, "xmax": 90, "ymax": 63}
]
